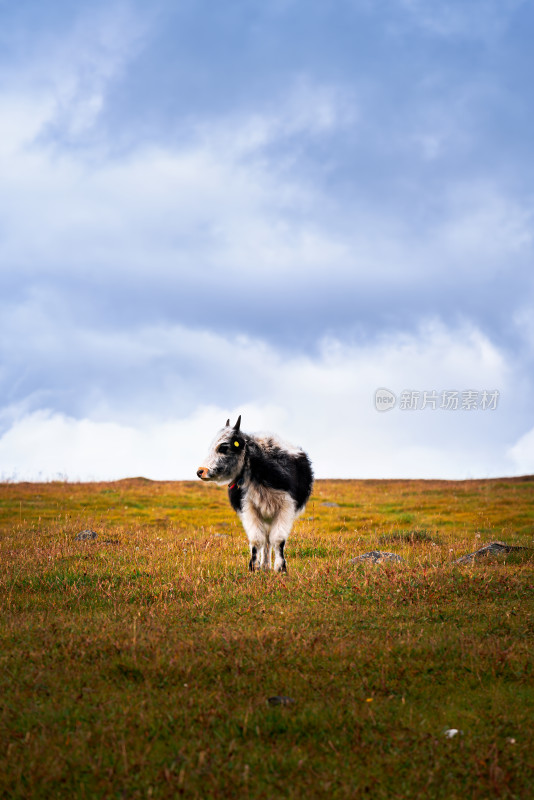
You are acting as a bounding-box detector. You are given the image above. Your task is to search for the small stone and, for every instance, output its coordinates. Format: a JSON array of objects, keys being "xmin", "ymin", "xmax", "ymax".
[
  {"xmin": 267, "ymin": 696, "xmax": 295, "ymax": 706},
  {"xmin": 350, "ymin": 551, "xmax": 405, "ymax": 564},
  {"xmin": 75, "ymin": 529, "xmax": 97, "ymax": 541},
  {"xmin": 444, "ymin": 728, "xmax": 462, "ymax": 738},
  {"xmin": 454, "ymin": 541, "xmax": 530, "ymax": 565},
  {"xmin": 321, "ymin": 502, "xmax": 339, "ymax": 507}
]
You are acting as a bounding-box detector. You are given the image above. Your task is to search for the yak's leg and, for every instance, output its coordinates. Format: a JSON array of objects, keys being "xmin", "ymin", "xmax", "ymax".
[
  {"xmin": 270, "ymin": 499, "xmax": 295, "ymax": 574},
  {"xmin": 259, "ymin": 540, "xmax": 272, "ymax": 571},
  {"xmin": 274, "ymin": 539, "xmax": 287, "ymax": 573},
  {"xmin": 249, "ymin": 543, "xmax": 258, "ymax": 572},
  {"xmin": 250, "ymin": 536, "xmax": 270, "ymax": 572},
  {"xmin": 241, "ymin": 509, "xmax": 266, "ymax": 573}
]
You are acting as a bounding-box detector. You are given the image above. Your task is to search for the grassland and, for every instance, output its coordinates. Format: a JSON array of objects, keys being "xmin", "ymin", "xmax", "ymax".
[{"xmin": 1, "ymin": 476, "xmax": 533, "ymax": 799}]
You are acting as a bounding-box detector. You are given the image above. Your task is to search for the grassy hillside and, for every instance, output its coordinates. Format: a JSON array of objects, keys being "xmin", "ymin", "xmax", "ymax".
[{"xmin": 1, "ymin": 477, "xmax": 533, "ymax": 799}]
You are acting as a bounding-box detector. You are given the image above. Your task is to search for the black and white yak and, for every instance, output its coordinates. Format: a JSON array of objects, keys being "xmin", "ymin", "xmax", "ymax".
[{"xmin": 197, "ymin": 416, "xmax": 313, "ymax": 573}]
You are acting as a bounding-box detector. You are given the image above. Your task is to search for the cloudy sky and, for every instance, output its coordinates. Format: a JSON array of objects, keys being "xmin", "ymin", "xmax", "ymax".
[{"xmin": 1, "ymin": 0, "xmax": 533, "ymax": 481}]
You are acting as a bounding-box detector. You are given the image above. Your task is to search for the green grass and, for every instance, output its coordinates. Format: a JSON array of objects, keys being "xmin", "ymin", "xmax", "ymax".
[
  {"xmin": 1, "ymin": 477, "xmax": 533, "ymax": 798},
  {"xmin": 378, "ymin": 528, "xmax": 439, "ymax": 545}
]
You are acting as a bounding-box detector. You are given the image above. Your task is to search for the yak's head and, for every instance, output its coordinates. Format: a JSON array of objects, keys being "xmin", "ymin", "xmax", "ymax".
[{"xmin": 197, "ymin": 415, "xmax": 246, "ymax": 484}]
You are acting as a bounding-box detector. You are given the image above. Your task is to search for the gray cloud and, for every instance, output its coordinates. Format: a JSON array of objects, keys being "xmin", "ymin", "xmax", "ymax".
[
  {"xmin": 1, "ymin": 319, "xmax": 529, "ymax": 481},
  {"xmin": 1, "ymin": 0, "xmax": 534, "ymax": 479}
]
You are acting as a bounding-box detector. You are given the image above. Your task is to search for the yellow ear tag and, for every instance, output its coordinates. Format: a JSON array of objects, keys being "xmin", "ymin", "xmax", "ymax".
[{"xmin": 234, "ymin": 441, "xmax": 240, "ymax": 447}]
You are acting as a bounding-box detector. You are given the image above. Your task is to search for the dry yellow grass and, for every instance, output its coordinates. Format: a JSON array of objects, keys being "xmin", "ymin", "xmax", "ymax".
[{"xmin": 1, "ymin": 477, "xmax": 533, "ymax": 798}]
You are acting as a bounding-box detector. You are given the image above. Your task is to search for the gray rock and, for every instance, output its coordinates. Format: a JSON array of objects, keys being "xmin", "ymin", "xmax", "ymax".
[
  {"xmin": 321, "ymin": 502, "xmax": 339, "ymax": 507},
  {"xmin": 75, "ymin": 529, "xmax": 98, "ymax": 541},
  {"xmin": 267, "ymin": 696, "xmax": 295, "ymax": 706},
  {"xmin": 350, "ymin": 551, "xmax": 405, "ymax": 564},
  {"xmin": 454, "ymin": 541, "xmax": 529, "ymax": 565}
]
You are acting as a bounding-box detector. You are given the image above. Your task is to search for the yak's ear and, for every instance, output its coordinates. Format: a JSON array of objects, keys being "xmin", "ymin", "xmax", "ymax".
[
  {"xmin": 233, "ymin": 415, "xmax": 241, "ymax": 432},
  {"xmin": 225, "ymin": 419, "xmax": 230, "ymax": 427}
]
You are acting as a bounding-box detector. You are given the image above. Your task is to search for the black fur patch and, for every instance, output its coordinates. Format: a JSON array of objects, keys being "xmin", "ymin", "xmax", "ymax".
[
  {"xmin": 247, "ymin": 441, "xmax": 313, "ymax": 511},
  {"xmin": 228, "ymin": 482, "xmax": 243, "ymax": 512},
  {"xmin": 278, "ymin": 540, "xmax": 287, "ymax": 573},
  {"xmin": 293, "ymin": 452, "xmax": 314, "ymax": 510},
  {"xmin": 228, "ymin": 434, "xmax": 245, "ymax": 451},
  {"xmin": 249, "ymin": 545, "xmax": 257, "ymax": 572}
]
